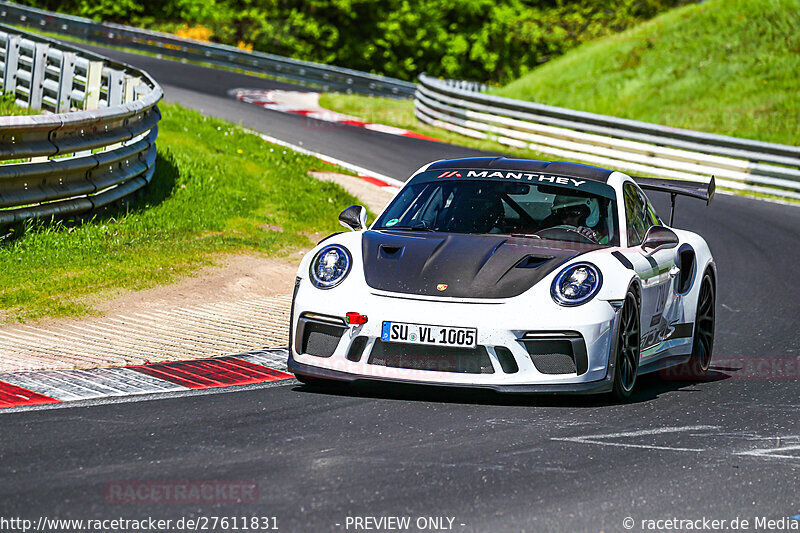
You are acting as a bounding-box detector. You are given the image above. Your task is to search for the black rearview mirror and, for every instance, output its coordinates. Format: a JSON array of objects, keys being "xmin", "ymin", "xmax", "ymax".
[
  {"xmin": 642, "ymin": 225, "xmax": 679, "ymax": 255},
  {"xmin": 339, "ymin": 205, "xmax": 368, "ymax": 231}
]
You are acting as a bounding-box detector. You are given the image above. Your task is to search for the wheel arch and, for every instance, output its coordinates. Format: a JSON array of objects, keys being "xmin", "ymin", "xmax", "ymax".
[
  {"xmin": 628, "ymin": 277, "xmax": 642, "ymax": 307},
  {"xmin": 703, "ymin": 260, "xmax": 717, "ymax": 289}
]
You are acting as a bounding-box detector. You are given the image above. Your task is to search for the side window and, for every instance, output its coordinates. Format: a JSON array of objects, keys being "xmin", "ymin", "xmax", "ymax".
[
  {"xmin": 623, "ymin": 183, "xmax": 649, "ymax": 246},
  {"xmin": 640, "ymin": 190, "xmax": 661, "ymax": 227},
  {"xmin": 411, "ymin": 185, "xmax": 444, "ymax": 226}
]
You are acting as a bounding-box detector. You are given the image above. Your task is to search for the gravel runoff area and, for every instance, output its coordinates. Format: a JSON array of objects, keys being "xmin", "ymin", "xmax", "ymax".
[
  {"xmin": 0, "ymin": 295, "xmax": 293, "ymax": 373},
  {"xmin": 0, "ymin": 172, "xmax": 394, "ymax": 373}
]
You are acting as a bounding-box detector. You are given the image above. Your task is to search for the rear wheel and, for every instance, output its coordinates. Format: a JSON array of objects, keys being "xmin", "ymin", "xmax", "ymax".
[
  {"xmin": 611, "ymin": 290, "xmax": 641, "ymax": 402},
  {"xmin": 682, "ymin": 273, "xmax": 715, "ymax": 378}
]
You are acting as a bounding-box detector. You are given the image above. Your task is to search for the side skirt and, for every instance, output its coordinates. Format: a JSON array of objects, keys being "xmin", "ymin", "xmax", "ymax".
[{"xmin": 638, "ymin": 354, "xmax": 692, "ymax": 375}]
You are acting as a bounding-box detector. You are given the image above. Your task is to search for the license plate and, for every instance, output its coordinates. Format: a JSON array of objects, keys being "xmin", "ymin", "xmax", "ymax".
[{"xmin": 381, "ymin": 321, "xmax": 477, "ymax": 348}]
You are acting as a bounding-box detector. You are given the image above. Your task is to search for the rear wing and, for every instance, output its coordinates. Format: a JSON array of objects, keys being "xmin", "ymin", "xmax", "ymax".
[
  {"xmin": 633, "ymin": 176, "xmax": 715, "ymax": 205},
  {"xmin": 633, "ymin": 175, "xmax": 715, "ymax": 226}
]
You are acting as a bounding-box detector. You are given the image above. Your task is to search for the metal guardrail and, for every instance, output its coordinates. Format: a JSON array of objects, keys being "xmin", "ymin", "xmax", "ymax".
[
  {"xmin": 0, "ymin": 24, "xmax": 162, "ymax": 226},
  {"xmin": 0, "ymin": 1, "xmax": 416, "ymax": 98},
  {"xmin": 415, "ymin": 74, "xmax": 800, "ymax": 200}
]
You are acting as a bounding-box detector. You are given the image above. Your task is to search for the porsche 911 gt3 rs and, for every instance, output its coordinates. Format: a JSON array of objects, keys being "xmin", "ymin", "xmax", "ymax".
[{"xmin": 288, "ymin": 157, "xmax": 716, "ymax": 400}]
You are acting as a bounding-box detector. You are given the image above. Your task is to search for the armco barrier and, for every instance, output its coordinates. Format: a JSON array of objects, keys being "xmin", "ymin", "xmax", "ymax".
[
  {"xmin": 0, "ymin": 24, "xmax": 162, "ymax": 226},
  {"xmin": 415, "ymin": 74, "xmax": 800, "ymax": 200},
  {"xmin": 0, "ymin": 1, "xmax": 415, "ymax": 98}
]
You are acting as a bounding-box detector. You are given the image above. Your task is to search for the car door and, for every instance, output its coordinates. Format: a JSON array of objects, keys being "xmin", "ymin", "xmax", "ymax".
[{"xmin": 622, "ymin": 182, "xmax": 679, "ymax": 361}]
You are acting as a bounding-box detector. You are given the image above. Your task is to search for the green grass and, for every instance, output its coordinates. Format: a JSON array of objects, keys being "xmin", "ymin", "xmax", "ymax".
[
  {"xmin": 494, "ymin": 0, "xmax": 799, "ymax": 146},
  {"xmin": 0, "ymin": 103, "xmax": 361, "ymax": 323},
  {"xmin": 0, "ymin": 94, "xmax": 37, "ymax": 117}
]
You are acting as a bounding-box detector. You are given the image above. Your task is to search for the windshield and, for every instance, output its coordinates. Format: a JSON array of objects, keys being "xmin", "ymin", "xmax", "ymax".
[{"xmin": 374, "ymin": 179, "xmax": 619, "ymax": 245}]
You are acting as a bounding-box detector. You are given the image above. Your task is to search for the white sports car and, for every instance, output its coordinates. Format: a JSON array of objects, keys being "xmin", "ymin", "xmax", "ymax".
[{"xmin": 288, "ymin": 158, "xmax": 716, "ymax": 400}]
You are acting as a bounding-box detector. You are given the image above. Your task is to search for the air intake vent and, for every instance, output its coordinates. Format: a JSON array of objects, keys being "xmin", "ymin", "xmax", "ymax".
[
  {"xmin": 520, "ymin": 334, "xmax": 588, "ymax": 375},
  {"xmin": 379, "ymin": 245, "xmax": 404, "ymax": 259},
  {"xmin": 529, "ymin": 352, "xmax": 577, "ymax": 374},
  {"xmin": 346, "ymin": 336, "xmax": 369, "ymax": 362},
  {"xmin": 368, "ymin": 341, "xmax": 493, "ymax": 374},
  {"xmin": 515, "ymin": 255, "xmax": 552, "ymax": 269},
  {"xmin": 296, "ymin": 314, "xmax": 347, "ymax": 358},
  {"xmin": 494, "ymin": 347, "xmax": 519, "ymax": 374}
]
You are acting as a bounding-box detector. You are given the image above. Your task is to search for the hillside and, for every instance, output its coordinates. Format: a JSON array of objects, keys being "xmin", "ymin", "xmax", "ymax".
[{"xmin": 493, "ymin": 0, "xmax": 799, "ymax": 145}]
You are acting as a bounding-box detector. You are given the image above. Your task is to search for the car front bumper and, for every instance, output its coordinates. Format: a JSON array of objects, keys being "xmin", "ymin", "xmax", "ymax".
[{"xmin": 289, "ymin": 282, "xmax": 622, "ymax": 394}]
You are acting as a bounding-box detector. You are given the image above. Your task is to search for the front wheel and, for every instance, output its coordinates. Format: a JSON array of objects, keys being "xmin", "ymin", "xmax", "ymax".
[{"xmin": 611, "ymin": 289, "xmax": 641, "ymax": 402}]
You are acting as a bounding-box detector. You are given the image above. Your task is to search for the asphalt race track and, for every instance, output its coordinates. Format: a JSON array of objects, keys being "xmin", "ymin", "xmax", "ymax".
[{"xmin": 1, "ymin": 45, "xmax": 799, "ymax": 532}]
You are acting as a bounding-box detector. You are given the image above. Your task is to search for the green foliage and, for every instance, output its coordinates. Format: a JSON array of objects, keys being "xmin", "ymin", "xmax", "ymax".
[
  {"xmin": 21, "ymin": 0, "xmax": 695, "ymax": 83},
  {"xmin": 0, "ymin": 93, "xmax": 37, "ymax": 116},
  {"xmin": 0, "ymin": 103, "xmax": 360, "ymax": 322},
  {"xmin": 39, "ymin": 0, "xmax": 144, "ymax": 19},
  {"xmin": 494, "ymin": 0, "xmax": 800, "ymax": 145}
]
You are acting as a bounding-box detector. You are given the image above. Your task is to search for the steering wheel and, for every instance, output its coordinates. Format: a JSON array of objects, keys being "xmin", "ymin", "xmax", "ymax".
[
  {"xmin": 415, "ymin": 219, "xmax": 432, "ymax": 229},
  {"xmin": 535, "ymin": 225, "xmax": 599, "ymax": 244}
]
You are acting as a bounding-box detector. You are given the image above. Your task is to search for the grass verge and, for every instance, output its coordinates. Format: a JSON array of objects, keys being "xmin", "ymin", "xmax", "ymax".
[
  {"xmin": 0, "ymin": 94, "xmax": 37, "ymax": 117},
  {"xmin": 494, "ymin": 0, "xmax": 799, "ymax": 146},
  {"xmin": 0, "ymin": 103, "xmax": 360, "ymax": 323}
]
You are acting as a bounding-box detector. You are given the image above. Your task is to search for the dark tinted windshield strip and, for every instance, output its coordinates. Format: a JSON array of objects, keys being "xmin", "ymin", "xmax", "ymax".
[{"xmin": 410, "ymin": 169, "xmax": 616, "ymax": 200}]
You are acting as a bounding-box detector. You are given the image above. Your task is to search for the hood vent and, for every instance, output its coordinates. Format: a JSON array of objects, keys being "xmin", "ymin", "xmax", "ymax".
[
  {"xmin": 379, "ymin": 244, "xmax": 405, "ymax": 259},
  {"xmin": 362, "ymin": 231, "xmax": 592, "ymax": 299},
  {"xmin": 515, "ymin": 255, "xmax": 553, "ymax": 269}
]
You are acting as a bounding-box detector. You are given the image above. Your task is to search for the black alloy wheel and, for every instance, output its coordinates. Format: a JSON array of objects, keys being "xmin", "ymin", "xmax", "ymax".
[
  {"xmin": 612, "ymin": 290, "xmax": 641, "ymax": 402},
  {"xmin": 683, "ymin": 273, "xmax": 715, "ymax": 378}
]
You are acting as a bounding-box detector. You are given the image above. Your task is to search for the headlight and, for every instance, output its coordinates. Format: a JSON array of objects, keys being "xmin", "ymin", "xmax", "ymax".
[
  {"xmin": 551, "ymin": 262, "xmax": 602, "ymax": 306},
  {"xmin": 309, "ymin": 244, "xmax": 352, "ymax": 289}
]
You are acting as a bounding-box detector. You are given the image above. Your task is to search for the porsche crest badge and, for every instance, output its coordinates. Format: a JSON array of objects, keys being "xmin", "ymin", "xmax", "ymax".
[{"xmin": 436, "ymin": 284, "xmax": 448, "ymax": 291}]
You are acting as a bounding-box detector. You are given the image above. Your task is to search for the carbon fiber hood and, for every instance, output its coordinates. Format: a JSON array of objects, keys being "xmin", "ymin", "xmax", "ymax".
[{"xmin": 361, "ymin": 230, "xmax": 599, "ymax": 299}]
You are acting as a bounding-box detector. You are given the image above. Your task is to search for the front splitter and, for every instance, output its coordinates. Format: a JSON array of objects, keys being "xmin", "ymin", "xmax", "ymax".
[{"xmin": 288, "ymin": 353, "xmax": 613, "ymax": 395}]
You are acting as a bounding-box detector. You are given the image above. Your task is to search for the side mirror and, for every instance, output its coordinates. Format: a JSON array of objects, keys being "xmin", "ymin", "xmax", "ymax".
[
  {"xmin": 642, "ymin": 225, "xmax": 679, "ymax": 256},
  {"xmin": 339, "ymin": 205, "xmax": 368, "ymax": 231}
]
